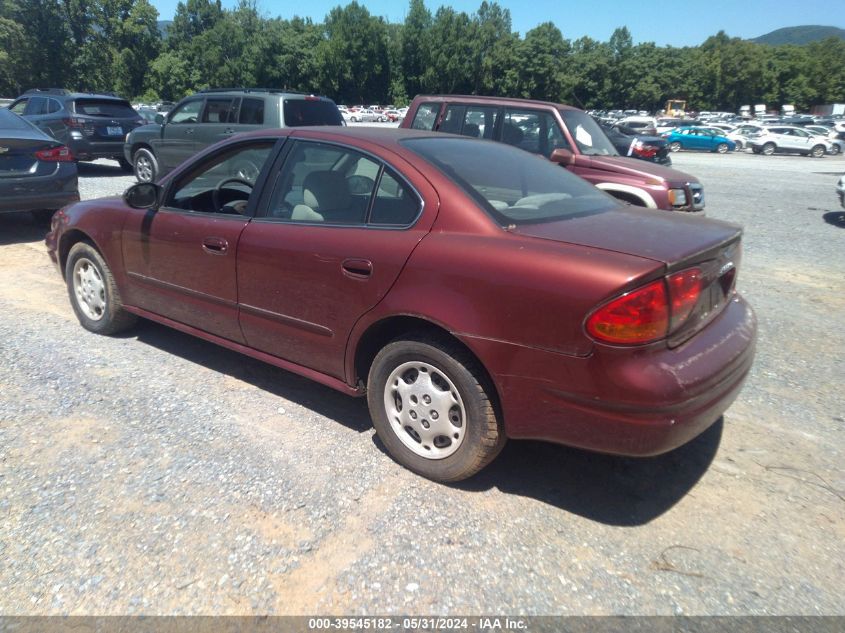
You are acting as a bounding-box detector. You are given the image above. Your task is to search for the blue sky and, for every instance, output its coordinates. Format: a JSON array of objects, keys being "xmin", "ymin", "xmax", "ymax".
[{"xmin": 149, "ymin": 0, "xmax": 845, "ymax": 47}]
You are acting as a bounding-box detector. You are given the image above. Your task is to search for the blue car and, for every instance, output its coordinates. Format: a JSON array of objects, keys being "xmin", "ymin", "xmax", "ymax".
[{"xmin": 662, "ymin": 126, "xmax": 736, "ymax": 153}]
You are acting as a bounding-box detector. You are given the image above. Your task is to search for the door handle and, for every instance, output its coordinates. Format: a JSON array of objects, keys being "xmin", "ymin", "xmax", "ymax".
[
  {"xmin": 223, "ymin": 128, "xmax": 235, "ymax": 135},
  {"xmin": 202, "ymin": 237, "xmax": 228, "ymax": 255},
  {"xmin": 342, "ymin": 258, "xmax": 372, "ymax": 278},
  {"xmin": 185, "ymin": 128, "xmax": 194, "ymax": 135}
]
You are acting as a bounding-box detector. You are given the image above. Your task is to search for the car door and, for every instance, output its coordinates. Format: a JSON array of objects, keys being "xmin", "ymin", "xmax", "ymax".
[
  {"xmin": 236, "ymin": 137, "xmax": 437, "ymax": 380},
  {"xmin": 195, "ymin": 96, "xmax": 238, "ymax": 150},
  {"xmin": 159, "ymin": 98, "xmax": 204, "ymax": 172},
  {"xmin": 121, "ymin": 139, "xmax": 277, "ymax": 342}
]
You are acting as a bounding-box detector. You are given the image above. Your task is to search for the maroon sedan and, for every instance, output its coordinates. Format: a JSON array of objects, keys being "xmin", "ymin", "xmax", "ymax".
[{"xmin": 46, "ymin": 127, "xmax": 756, "ymax": 482}]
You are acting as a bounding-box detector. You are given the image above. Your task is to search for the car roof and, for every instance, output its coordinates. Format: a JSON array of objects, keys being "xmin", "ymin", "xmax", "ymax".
[
  {"xmin": 196, "ymin": 88, "xmax": 334, "ymax": 100},
  {"xmin": 21, "ymin": 89, "xmax": 128, "ymax": 101},
  {"xmin": 411, "ymin": 94, "xmax": 582, "ymax": 112}
]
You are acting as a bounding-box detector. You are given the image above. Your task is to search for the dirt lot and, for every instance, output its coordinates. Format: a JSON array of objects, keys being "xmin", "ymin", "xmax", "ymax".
[{"xmin": 0, "ymin": 152, "xmax": 843, "ymax": 616}]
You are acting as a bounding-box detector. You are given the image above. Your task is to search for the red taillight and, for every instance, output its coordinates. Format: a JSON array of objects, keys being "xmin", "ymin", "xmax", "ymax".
[
  {"xmin": 631, "ymin": 140, "xmax": 658, "ymax": 158},
  {"xmin": 62, "ymin": 117, "xmax": 85, "ymax": 128},
  {"xmin": 586, "ymin": 267, "xmax": 703, "ymax": 345},
  {"xmin": 586, "ymin": 279, "xmax": 669, "ymax": 344},
  {"xmin": 35, "ymin": 146, "xmax": 75, "ymax": 162},
  {"xmin": 667, "ymin": 267, "xmax": 702, "ymax": 330}
]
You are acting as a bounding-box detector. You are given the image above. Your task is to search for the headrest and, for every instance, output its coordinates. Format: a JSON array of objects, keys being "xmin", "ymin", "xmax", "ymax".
[{"xmin": 302, "ymin": 171, "xmax": 350, "ymax": 211}]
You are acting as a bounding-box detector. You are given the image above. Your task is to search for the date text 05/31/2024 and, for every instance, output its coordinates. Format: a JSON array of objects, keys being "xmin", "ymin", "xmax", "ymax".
[{"xmin": 307, "ymin": 617, "xmax": 528, "ymax": 631}]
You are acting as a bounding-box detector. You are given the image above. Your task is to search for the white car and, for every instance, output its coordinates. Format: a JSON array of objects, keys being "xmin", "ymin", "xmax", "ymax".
[
  {"xmin": 349, "ymin": 108, "xmax": 387, "ymax": 123},
  {"xmin": 805, "ymin": 125, "xmax": 844, "ymax": 155},
  {"xmin": 749, "ymin": 125, "xmax": 831, "ymax": 157}
]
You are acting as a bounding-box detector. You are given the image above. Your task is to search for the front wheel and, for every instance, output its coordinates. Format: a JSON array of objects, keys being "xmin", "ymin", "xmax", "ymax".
[
  {"xmin": 810, "ymin": 144, "xmax": 826, "ymax": 158},
  {"xmin": 829, "ymin": 144, "xmax": 841, "ymax": 156},
  {"xmin": 716, "ymin": 143, "xmax": 729, "ymax": 154},
  {"xmin": 133, "ymin": 147, "xmax": 158, "ymax": 183},
  {"xmin": 762, "ymin": 142, "xmax": 776, "ymax": 156},
  {"xmin": 66, "ymin": 242, "xmax": 137, "ymax": 335},
  {"xmin": 367, "ymin": 336, "xmax": 505, "ymax": 482},
  {"xmin": 734, "ymin": 140, "xmax": 744, "ymax": 150},
  {"xmin": 669, "ymin": 141, "xmax": 682, "ymax": 152}
]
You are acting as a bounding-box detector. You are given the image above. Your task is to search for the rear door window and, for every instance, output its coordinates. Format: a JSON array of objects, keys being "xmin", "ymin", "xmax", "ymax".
[
  {"xmin": 238, "ymin": 98, "xmax": 265, "ymax": 125},
  {"xmin": 202, "ymin": 98, "xmax": 237, "ymax": 123},
  {"xmin": 73, "ymin": 99, "xmax": 137, "ymax": 118},
  {"xmin": 463, "ymin": 106, "xmax": 500, "ymax": 139},
  {"xmin": 440, "ymin": 106, "xmax": 465, "ymax": 134},
  {"xmin": 410, "ymin": 103, "xmax": 440, "ymax": 131},
  {"xmin": 282, "ymin": 99, "xmax": 343, "ymax": 126}
]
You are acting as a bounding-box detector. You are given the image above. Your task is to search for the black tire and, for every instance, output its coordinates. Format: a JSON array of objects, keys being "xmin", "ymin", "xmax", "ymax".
[
  {"xmin": 762, "ymin": 142, "xmax": 776, "ymax": 156},
  {"xmin": 132, "ymin": 147, "xmax": 158, "ymax": 183},
  {"xmin": 830, "ymin": 144, "xmax": 841, "ymax": 156},
  {"xmin": 65, "ymin": 242, "xmax": 137, "ymax": 335},
  {"xmin": 117, "ymin": 157, "xmax": 133, "ymax": 172},
  {"xmin": 734, "ymin": 140, "xmax": 743, "ymax": 150},
  {"xmin": 669, "ymin": 141, "xmax": 682, "ymax": 152},
  {"xmin": 367, "ymin": 336, "xmax": 505, "ymax": 482},
  {"xmin": 716, "ymin": 142, "xmax": 729, "ymax": 154},
  {"xmin": 810, "ymin": 144, "xmax": 826, "ymax": 158},
  {"xmin": 752, "ymin": 147, "xmax": 762, "ymax": 154},
  {"xmin": 31, "ymin": 209, "xmax": 55, "ymax": 224}
]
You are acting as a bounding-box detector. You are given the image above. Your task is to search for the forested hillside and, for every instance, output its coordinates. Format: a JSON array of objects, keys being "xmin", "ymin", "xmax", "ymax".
[{"xmin": 2, "ymin": 0, "xmax": 844, "ymax": 111}]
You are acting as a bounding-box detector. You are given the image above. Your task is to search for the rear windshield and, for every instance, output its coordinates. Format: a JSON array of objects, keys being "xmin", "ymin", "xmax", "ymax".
[
  {"xmin": 0, "ymin": 108, "xmax": 32, "ymax": 130},
  {"xmin": 283, "ymin": 99, "xmax": 343, "ymax": 127},
  {"xmin": 74, "ymin": 99, "xmax": 138, "ymax": 118},
  {"xmin": 403, "ymin": 137, "xmax": 618, "ymax": 226}
]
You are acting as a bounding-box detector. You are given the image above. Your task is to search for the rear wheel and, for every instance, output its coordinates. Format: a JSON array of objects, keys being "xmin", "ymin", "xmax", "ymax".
[
  {"xmin": 669, "ymin": 141, "xmax": 682, "ymax": 152},
  {"xmin": 367, "ymin": 336, "xmax": 505, "ymax": 482},
  {"xmin": 716, "ymin": 142, "xmax": 729, "ymax": 154},
  {"xmin": 762, "ymin": 142, "xmax": 776, "ymax": 156},
  {"xmin": 66, "ymin": 242, "xmax": 137, "ymax": 335},
  {"xmin": 133, "ymin": 147, "xmax": 158, "ymax": 183},
  {"xmin": 810, "ymin": 144, "xmax": 826, "ymax": 158},
  {"xmin": 734, "ymin": 140, "xmax": 744, "ymax": 150}
]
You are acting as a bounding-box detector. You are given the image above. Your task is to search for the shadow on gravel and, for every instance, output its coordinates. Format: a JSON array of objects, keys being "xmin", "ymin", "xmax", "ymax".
[
  {"xmin": 453, "ymin": 418, "xmax": 723, "ymax": 526},
  {"xmin": 78, "ymin": 160, "xmax": 130, "ymax": 178},
  {"xmin": 822, "ymin": 210, "xmax": 845, "ymax": 228},
  {"xmin": 0, "ymin": 211, "xmax": 49, "ymax": 245},
  {"xmin": 131, "ymin": 319, "xmax": 372, "ymax": 433},
  {"xmin": 131, "ymin": 318, "xmax": 719, "ymax": 525}
]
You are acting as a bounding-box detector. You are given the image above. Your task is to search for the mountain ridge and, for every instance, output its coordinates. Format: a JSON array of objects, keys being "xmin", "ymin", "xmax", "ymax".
[{"xmin": 750, "ymin": 25, "xmax": 845, "ymax": 45}]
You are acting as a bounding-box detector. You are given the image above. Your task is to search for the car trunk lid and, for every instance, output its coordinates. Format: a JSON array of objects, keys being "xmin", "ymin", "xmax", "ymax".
[
  {"xmin": 513, "ymin": 206, "xmax": 743, "ymax": 344},
  {"xmin": 0, "ymin": 138, "xmax": 61, "ymax": 178}
]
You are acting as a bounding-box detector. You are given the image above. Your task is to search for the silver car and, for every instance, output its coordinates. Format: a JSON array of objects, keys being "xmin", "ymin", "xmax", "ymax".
[{"xmin": 749, "ymin": 125, "xmax": 831, "ymax": 157}]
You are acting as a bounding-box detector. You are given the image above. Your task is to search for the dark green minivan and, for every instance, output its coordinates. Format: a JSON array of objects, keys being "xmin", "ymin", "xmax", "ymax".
[{"xmin": 123, "ymin": 89, "xmax": 343, "ymax": 182}]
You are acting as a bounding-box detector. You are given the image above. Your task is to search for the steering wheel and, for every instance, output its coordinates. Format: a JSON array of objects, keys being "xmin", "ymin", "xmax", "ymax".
[{"xmin": 213, "ymin": 177, "xmax": 254, "ymax": 213}]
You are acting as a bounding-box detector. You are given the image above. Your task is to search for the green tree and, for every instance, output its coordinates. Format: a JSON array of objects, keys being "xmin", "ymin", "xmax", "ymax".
[
  {"xmin": 318, "ymin": 2, "xmax": 390, "ymax": 104},
  {"xmin": 401, "ymin": 0, "xmax": 431, "ymax": 99}
]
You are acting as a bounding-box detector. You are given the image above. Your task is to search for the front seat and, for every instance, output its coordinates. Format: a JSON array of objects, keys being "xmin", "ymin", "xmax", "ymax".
[{"xmin": 300, "ymin": 171, "xmax": 362, "ymax": 223}]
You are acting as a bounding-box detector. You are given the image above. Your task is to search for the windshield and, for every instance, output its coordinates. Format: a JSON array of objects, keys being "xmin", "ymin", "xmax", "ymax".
[
  {"xmin": 283, "ymin": 99, "xmax": 343, "ymax": 127},
  {"xmin": 403, "ymin": 137, "xmax": 618, "ymax": 226},
  {"xmin": 559, "ymin": 110, "xmax": 619, "ymax": 156}
]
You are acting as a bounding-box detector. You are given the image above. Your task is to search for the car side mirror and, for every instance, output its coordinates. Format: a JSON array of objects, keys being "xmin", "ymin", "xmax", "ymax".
[
  {"xmin": 124, "ymin": 182, "xmax": 161, "ymax": 209},
  {"xmin": 155, "ymin": 114, "xmax": 165, "ymax": 125},
  {"xmin": 550, "ymin": 148, "xmax": 575, "ymax": 166}
]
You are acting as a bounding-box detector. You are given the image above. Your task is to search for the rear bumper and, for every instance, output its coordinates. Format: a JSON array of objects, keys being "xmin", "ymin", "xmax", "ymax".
[
  {"xmin": 461, "ymin": 295, "xmax": 756, "ymax": 456},
  {"xmin": 68, "ymin": 137, "xmax": 126, "ymax": 160},
  {"xmin": 0, "ymin": 167, "xmax": 79, "ymax": 213}
]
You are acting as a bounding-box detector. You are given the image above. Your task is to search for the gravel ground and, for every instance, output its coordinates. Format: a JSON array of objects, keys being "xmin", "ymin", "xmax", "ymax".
[{"xmin": 0, "ymin": 149, "xmax": 843, "ymax": 616}]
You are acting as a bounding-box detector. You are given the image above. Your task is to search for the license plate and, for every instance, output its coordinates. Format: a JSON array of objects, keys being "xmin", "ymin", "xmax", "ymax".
[{"xmin": 106, "ymin": 126, "xmax": 122, "ymax": 136}]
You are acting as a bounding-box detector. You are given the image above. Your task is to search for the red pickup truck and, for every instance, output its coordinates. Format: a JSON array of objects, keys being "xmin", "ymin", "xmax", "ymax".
[{"xmin": 401, "ymin": 95, "xmax": 705, "ymax": 214}]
